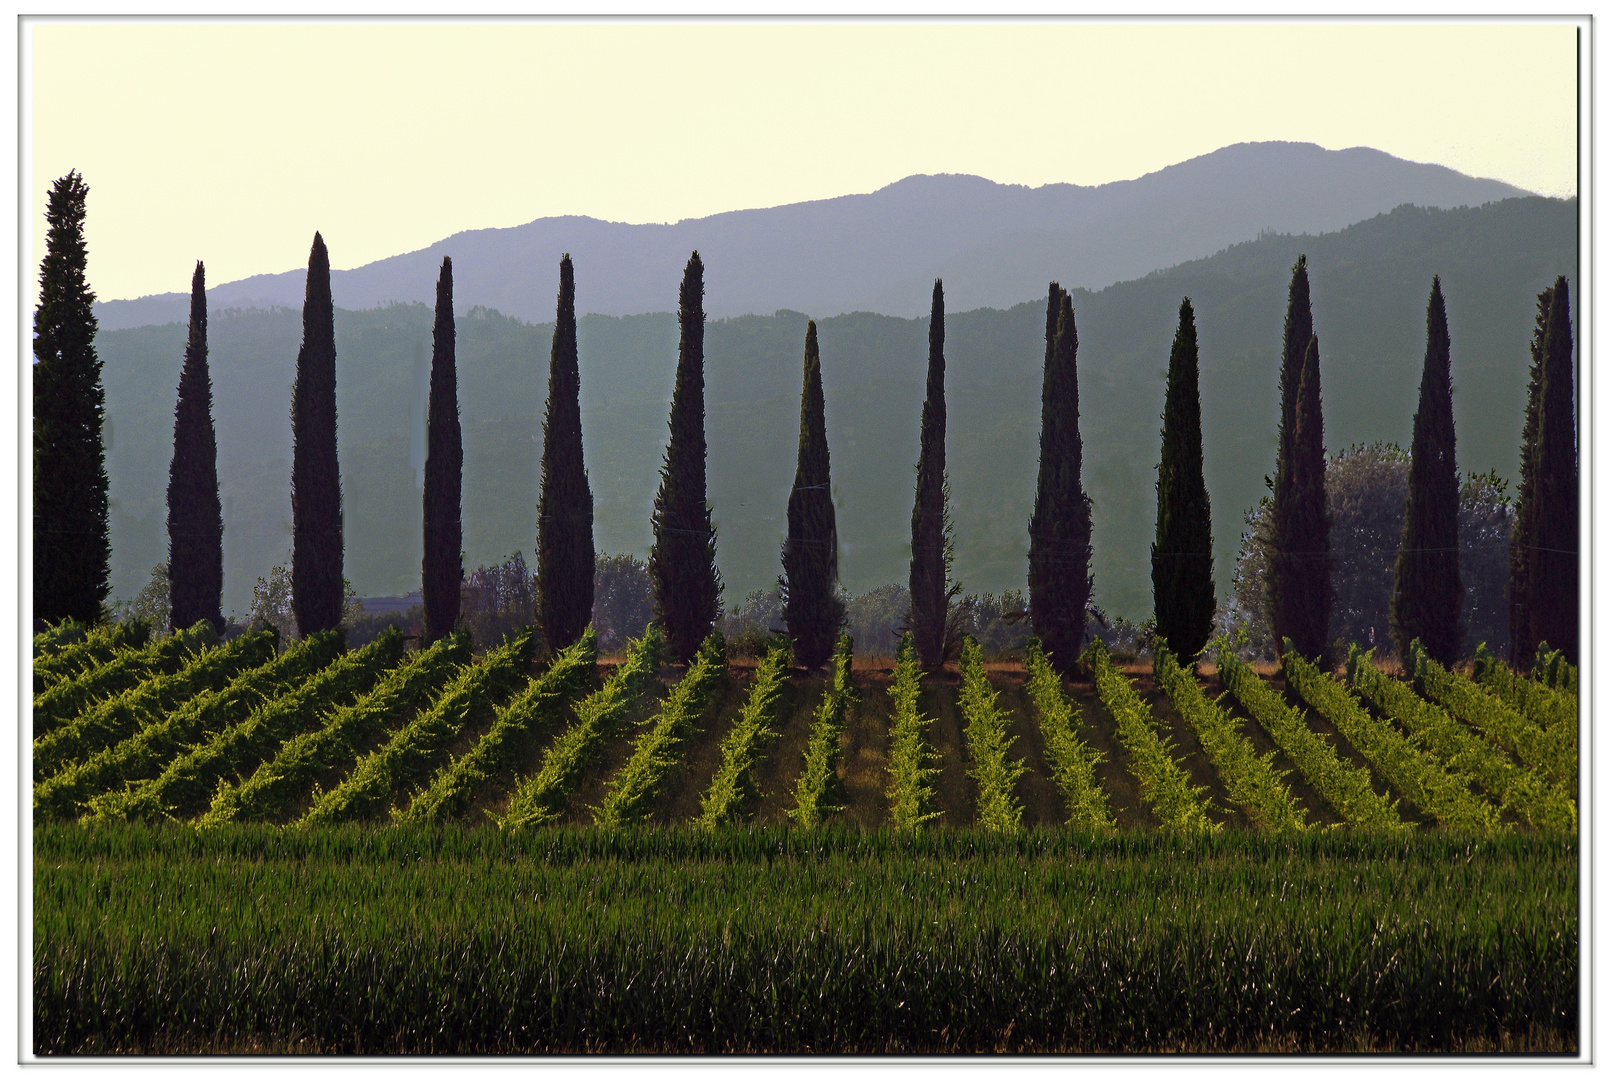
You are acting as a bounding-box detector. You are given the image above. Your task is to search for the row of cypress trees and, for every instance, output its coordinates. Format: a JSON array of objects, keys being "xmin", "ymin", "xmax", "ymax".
[{"xmin": 33, "ymin": 169, "xmax": 1577, "ymax": 673}]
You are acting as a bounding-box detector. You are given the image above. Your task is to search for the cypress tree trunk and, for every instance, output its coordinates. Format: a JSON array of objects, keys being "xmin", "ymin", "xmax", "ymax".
[
  {"xmin": 1151, "ymin": 297, "xmax": 1215, "ymax": 663},
  {"xmin": 781, "ymin": 320, "xmax": 844, "ymax": 669},
  {"xmin": 1507, "ymin": 285, "xmax": 1551, "ymax": 669},
  {"xmin": 1267, "ymin": 255, "xmax": 1312, "ymax": 659},
  {"xmin": 1028, "ymin": 286, "xmax": 1094, "ymax": 674},
  {"xmin": 166, "ymin": 261, "xmax": 225, "ymax": 634},
  {"xmin": 909, "ymin": 279, "xmax": 956, "ymax": 670},
  {"xmin": 536, "ymin": 253, "xmax": 595, "ymax": 654},
  {"xmin": 649, "ymin": 251, "xmax": 721, "ymax": 664},
  {"xmin": 1390, "ymin": 276, "xmax": 1461, "ymax": 664},
  {"xmin": 1530, "ymin": 275, "xmax": 1576, "ymax": 663},
  {"xmin": 33, "ymin": 170, "xmax": 111, "ymax": 627},
  {"xmin": 291, "ymin": 232, "xmax": 344, "ymax": 638},
  {"xmin": 1282, "ymin": 334, "xmax": 1331, "ymax": 660},
  {"xmin": 422, "ymin": 256, "xmax": 462, "ymax": 645}
]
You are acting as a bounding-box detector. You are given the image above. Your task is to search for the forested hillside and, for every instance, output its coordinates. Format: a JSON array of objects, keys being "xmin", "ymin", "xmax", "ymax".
[{"xmin": 98, "ymin": 196, "xmax": 1576, "ymax": 618}]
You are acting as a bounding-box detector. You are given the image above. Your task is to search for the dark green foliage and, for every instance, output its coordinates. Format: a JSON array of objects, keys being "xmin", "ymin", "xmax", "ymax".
[
  {"xmin": 166, "ymin": 262, "xmax": 224, "ymax": 634},
  {"xmin": 909, "ymin": 280, "xmax": 958, "ymax": 670},
  {"xmin": 1276, "ymin": 334, "xmax": 1332, "ymax": 660},
  {"xmin": 1530, "ymin": 277, "xmax": 1576, "ymax": 664},
  {"xmin": 1507, "ymin": 286, "xmax": 1550, "ymax": 669},
  {"xmin": 1028, "ymin": 287, "xmax": 1094, "ymax": 673},
  {"xmin": 33, "ymin": 623, "xmax": 262, "ymax": 784},
  {"xmin": 33, "ymin": 619, "xmax": 148, "ymax": 695},
  {"xmin": 32, "ymin": 620, "xmax": 216, "ymax": 739},
  {"xmin": 35, "ymin": 630, "xmax": 341, "ymax": 823},
  {"xmin": 423, "ymin": 257, "xmax": 462, "ymax": 645},
  {"xmin": 650, "ymin": 252, "xmax": 722, "ymax": 664},
  {"xmin": 1267, "ymin": 255, "xmax": 1316, "ymax": 659},
  {"xmin": 1391, "ymin": 278, "xmax": 1461, "ymax": 664},
  {"xmin": 200, "ymin": 632, "xmax": 470, "ymax": 827},
  {"xmin": 33, "ymin": 171, "xmax": 110, "ymax": 627},
  {"xmin": 34, "ymin": 824, "xmax": 1575, "ymax": 1053},
  {"xmin": 537, "ymin": 255, "xmax": 595, "ymax": 653},
  {"xmin": 1151, "ymin": 298, "xmax": 1215, "ymax": 662},
  {"xmin": 90, "ymin": 629, "xmax": 405, "ymax": 824},
  {"xmin": 781, "ymin": 320, "xmax": 844, "ymax": 669},
  {"xmin": 291, "ymin": 233, "xmax": 344, "ymax": 637}
]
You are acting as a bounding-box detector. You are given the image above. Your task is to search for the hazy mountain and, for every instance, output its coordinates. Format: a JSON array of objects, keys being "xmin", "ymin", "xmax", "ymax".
[
  {"xmin": 94, "ymin": 142, "xmax": 1528, "ymax": 331},
  {"xmin": 98, "ymin": 196, "xmax": 1574, "ymax": 621}
]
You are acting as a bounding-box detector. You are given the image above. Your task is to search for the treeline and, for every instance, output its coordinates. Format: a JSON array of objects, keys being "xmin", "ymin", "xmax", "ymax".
[{"xmin": 36, "ymin": 171, "xmax": 1576, "ymax": 672}]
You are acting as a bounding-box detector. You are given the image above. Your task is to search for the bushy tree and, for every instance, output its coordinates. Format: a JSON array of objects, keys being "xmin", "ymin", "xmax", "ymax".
[
  {"xmin": 1151, "ymin": 298, "xmax": 1215, "ymax": 662},
  {"xmin": 781, "ymin": 319, "xmax": 844, "ymax": 669},
  {"xmin": 592, "ymin": 553, "xmax": 654, "ymax": 654},
  {"xmin": 908, "ymin": 279, "xmax": 959, "ymax": 670},
  {"xmin": 166, "ymin": 261, "xmax": 225, "ymax": 634},
  {"xmin": 1390, "ymin": 277, "xmax": 1460, "ymax": 664},
  {"xmin": 1028, "ymin": 286, "xmax": 1094, "ymax": 673},
  {"xmin": 459, "ymin": 551, "xmax": 535, "ymax": 652},
  {"xmin": 649, "ymin": 252, "xmax": 722, "ymax": 663},
  {"xmin": 1232, "ymin": 443, "xmax": 1510, "ymax": 662},
  {"xmin": 1530, "ymin": 276, "xmax": 1577, "ymax": 664},
  {"xmin": 291, "ymin": 232, "xmax": 344, "ymax": 638},
  {"xmin": 536, "ymin": 254, "xmax": 595, "ymax": 653},
  {"xmin": 34, "ymin": 170, "xmax": 110, "ymax": 627},
  {"xmin": 422, "ymin": 257, "xmax": 463, "ymax": 646}
]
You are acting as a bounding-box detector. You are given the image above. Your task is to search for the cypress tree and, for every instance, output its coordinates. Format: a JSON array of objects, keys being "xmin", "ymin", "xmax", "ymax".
[
  {"xmin": 1151, "ymin": 297, "xmax": 1215, "ymax": 662},
  {"xmin": 1267, "ymin": 255, "xmax": 1313, "ymax": 658},
  {"xmin": 422, "ymin": 256, "xmax": 462, "ymax": 645},
  {"xmin": 649, "ymin": 251, "xmax": 721, "ymax": 664},
  {"xmin": 1530, "ymin": 275, "xmax": 1577, "ymax": 663},
  {"xmin": 1507, "ymin": 285, "xmax": 1551, "ymax": 669},
  {"xmin": 537, "ymin": 254, "xmax": 595, "ymax": 653},
  {"xmin": 909, "ymin": 279, "xmax": 957, "ymax": 670},
  {"xmin": 1028, "ymin": 286, "xmax": 1094, "ymax": 673},
  {"xmin": 165, "ymin": 261, "xmax": 225, "ymax": 634},
  {"xmin": 290, "ymin": 232, "xmax": 344, "ymax": 638},
  {"xmin": 33, "ymin": 170, "xmax": 111, "ymax": 627},
  {"xmin": 781, "ymin": 320, "xmax": 844, "ymax": 669},
  {"xmin": 1281, "ymin": 333, "xmax": 1332, "ymax": 659},
  {"xmin": 1390, "ymin": 277, "xmax": 1461, "ymax": 664}
]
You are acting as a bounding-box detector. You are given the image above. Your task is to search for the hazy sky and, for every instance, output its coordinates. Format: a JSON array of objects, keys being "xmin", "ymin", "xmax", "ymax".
[{"xmin": 27, "ymin": 18, "xmax": 1580, "ymax": 305}]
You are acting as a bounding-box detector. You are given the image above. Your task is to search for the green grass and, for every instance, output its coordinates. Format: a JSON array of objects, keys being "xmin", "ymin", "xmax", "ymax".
[{"xmin": 34, "ymin": 822, "xmax": 1577, "ymax": 1054}]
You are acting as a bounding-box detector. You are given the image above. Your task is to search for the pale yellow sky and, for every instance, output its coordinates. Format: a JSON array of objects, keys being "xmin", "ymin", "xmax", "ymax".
[{"xmin": 27, "ymin": 19, "xmax": 1580, "ymax": 304}]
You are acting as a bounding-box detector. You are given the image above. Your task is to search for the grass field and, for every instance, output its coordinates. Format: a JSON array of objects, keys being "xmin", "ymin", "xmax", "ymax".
[{"xmin": 34, "ymin": 824, "xmax": 1577, "ymax": 1054}]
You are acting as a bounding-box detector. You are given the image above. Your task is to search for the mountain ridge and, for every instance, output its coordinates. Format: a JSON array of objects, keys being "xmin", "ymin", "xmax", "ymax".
[{"xmin": 93, "ymin": 141, "xmax": 1528, "ymax": 331}]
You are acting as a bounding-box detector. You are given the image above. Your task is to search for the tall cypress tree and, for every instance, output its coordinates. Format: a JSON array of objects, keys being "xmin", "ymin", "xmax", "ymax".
[
  {"xmin": 1152, "ymin": 297, "xmax": 1215, "ymax": 662},
  {"xmin": 1530, "ymin": 275, "xmax": 1576, "ymax": 663},
  {"xmin": 291, "ymin": 232, "xmax": 344, "ymax": 638},
  {"xmin": 781, "ymin": 320, "xmax": 844, "ymax": 669},
  {"xmin": 1267, "ymin": 254, "xmax": 1313, "ymax": 658},
  {"xmin": 537, "ymin": 254, "xmax": 595, "ymax": 653},
  {"xmin": 34, "ymin": 170, "xmax": 111, "ymax": 627},
  {"xmin": 1028, "ymin": 286, "xmax": 1094, "ymax": 673},
  {"xmin": 166, "ymin": 261, "xmax": 225, "ymax": 634},
  {"xmin": 422, "ymin": 256, "xmax": 462, "ymax": 645},
  {"xmin": 1281, "ymin": 333, "xmax": 1331, "ymax": 659},
  {"xmin": 1390, "ymin": 276, "xmax": 1460, "ymax": 664},
  {"xmin": 649, "ymin": 251, "xmax": 721, "ymax": 664},
  {"xmin": 1507, "ymin": 285, "xmax": 1551, "ymax": 669},
  {"xmin": 909, "ymin": 279, "xmax": 956, "ymax": 670}
]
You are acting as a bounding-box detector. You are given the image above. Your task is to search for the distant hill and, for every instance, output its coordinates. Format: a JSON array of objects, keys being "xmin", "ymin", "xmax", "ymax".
[
  {"xmin": 97, "ymin": 196, "xmax": 1576, "ymax": 620},
  {"xmin": 93, "ymin": 142, "xmax": 1528, "ymax": 331}
]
